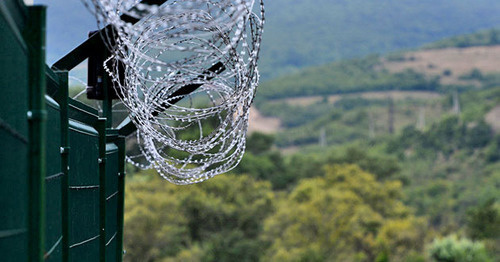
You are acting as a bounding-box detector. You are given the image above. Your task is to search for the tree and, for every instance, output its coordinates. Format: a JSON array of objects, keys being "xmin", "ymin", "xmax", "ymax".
[
  {"xmin": 232, "ymin": 149, "xmax": 289, "ymax": 189},
  {"xmin": 328, "ymin": 147, "xmax": 400, "ymax": 180},
  {"xmin": 465, "ymin": 120, "xmax": 492, "ymax": 149},
  {"xmin": 485, "ymin": 135, "xmax": 500, "ymax": 163},
  {"xmin": 246, "ymin": 133, "xmax": 275, "ymax": 155},
  {"xmin": 124, "ymin": 171, "xmax": 275, "ymax": 262},
  {"xmin": 466, "ymin": 199, "xmax": 499, "ymax": 240},
  {"xmin": 261, "ymin": 164, "xmax": 426, "ymax": 262}
]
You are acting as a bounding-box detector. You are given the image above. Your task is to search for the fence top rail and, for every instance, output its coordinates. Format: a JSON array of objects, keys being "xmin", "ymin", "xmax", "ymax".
[
  {"xmin": 68, "ymin": 99, "xmax": 100, "ymax": 127},
  {"xmin": 44, "ymin": 66, "xmax": 101, "ymax": 128},
  {"xmin": 69, "ymin": 119, "xmax": 99, "ymax": 136},
  {"xmin": 51, "ymin": 0, "xmax": 168, "ymax": 72},
  {"xmin": 45, "ymin": 95, "xmax": 59, "ymax": 110}
]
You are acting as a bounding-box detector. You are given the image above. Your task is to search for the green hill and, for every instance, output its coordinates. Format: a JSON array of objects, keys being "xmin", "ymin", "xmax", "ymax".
[
  {"xmin": 423, "ymin": 28, "xmax": 500, "ymax": 49},
  {"xmin": 254, "ymin": 28, "xmax": 500, "ymax": 148},
  {"xmin": 257, "ymin": 26, "xmax": 500, "ymax": 102},
  {"xmin": 257, "ymin": 55, "xmax": 439, "ymax": 100},
  {"xmin": 261, "ymin": 0, "xmax": 500, "ymax": 79}
]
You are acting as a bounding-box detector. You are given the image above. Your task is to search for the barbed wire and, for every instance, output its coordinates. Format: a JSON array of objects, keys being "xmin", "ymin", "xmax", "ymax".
[{"xmin": 81, "ymin": 0, "xmax": 265, "ymax": 184}]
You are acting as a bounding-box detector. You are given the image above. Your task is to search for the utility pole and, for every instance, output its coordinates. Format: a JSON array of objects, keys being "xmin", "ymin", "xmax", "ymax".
[
  {"xmin": 417, "ymin": 107, "xmax": 426, "ymax": 130},
  {"xmin": 369, "ymin": 111, "xmax": 375, "ymax": 139},
  {"xmin": 319, "ymin": 128, "xmax": 326, "ymax": 147},
  {"xmin": 388, "ymin": 96, "xmax": 394, "ymax": 134},
  {"xmin": 452, "ymin": 90, "xmax": 461, "ymax": 115}
]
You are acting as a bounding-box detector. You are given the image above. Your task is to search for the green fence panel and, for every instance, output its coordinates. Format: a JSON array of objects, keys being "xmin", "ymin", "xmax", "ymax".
[
  {"xmin": 0, "ymin": 1, "xmax": 126, "ymax": 261},
  {"xmin": 0, "ymin": 1, "xmax": 29, "ymax": 261},
  {"xmin": 105, "ymin": 137, "xmax": 120, "ymax": 262},
  {"xmin": 105, "ymin": 130, "xmax": 126, "ymax": 262},
  {"xmin": 67, "ymin": 102, "xmax": 102, "ymax": 261},
  {"xmin": 67, "ymin": 116, "xmax": 101, "ymax": 262},
  {"xmin": 44, "ymin": 95, "xmax": 64, "ymax": 261}
]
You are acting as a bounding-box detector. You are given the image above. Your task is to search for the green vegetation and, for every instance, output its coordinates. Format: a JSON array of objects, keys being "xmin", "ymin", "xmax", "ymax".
[
  {"xmin": 124, "ymin": 172, "xmax": 275, "ymax": 262},
  {"xmin": 122, "ymin": 31, "xmax": 500, "ymax": 261},
  {"xmin": 124, "ymin": 164, "xmax": 430, "ymax": 261},
  {"xmin": 257, "ymin": 26, "xmax": 500, "ymax": 103},
  {"xmin": 258, "ymin": 56, "xmax": 439, "ymax": 100},
  {"xmin": 124, "ymin": 122, "xmax": 500, "ymax": 260},
  {"xmin": 423, "ymin": 29, "xmax": 500, "ymax": 49},
  {"xmin": 428, "ymin": 235, "xmax": 493, "ymax": 262},
  {"xmin": 466, "ymin": 199, "xmax": 500, "ymax": 241},
  {"xmin": 262, "ymin": 165, "xmax": 426, "ymax": 262},
  {"xmin": 255, "ymin": 32, "xmax": 500, "ymax": 147},
  {"xmin": 259, "ymin": 0, "xmax": 500, "ymax": 79},
  {"xmin": 260, "ymin": 96, "xmax": 444, "ymax": 147},
  {"xmin": 123, "ymin": 95, "xmax": 500, "ymax": 260},
  {"xmin": 459, "ymin": 70, "xmax": 500, "ymax": 89},
  {"xmin": 123, "ymin": 72, "xmax": 500, "ymax": 261}
]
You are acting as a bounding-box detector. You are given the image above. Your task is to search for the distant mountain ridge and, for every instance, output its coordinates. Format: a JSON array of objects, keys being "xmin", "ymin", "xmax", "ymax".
[
  {"xmin": 37, "ymin": 0, "xmax": 500, "ymax": 80},
  {"xmin": 422, "ymin": 28, "xmax": 500, "ymax": 49},
  {"xmin": 261, "ymin": 0, "xmax": 500, "ymax": 79},
  {"xmin": 257, "ymin": 29, "xmax": 500, "ymax": 101}
]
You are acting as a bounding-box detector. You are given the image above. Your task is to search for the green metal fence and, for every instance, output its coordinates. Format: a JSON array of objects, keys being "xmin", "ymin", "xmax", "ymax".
[
  {"xmin": 0, "ymin": 1, "xmax": 127, "ymax": 261},
  {"xmin": 0, "ymin": 1, "xmax": 30, "ymax": 261}
]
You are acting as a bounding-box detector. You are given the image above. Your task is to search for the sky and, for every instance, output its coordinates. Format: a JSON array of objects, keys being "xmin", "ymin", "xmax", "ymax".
[{"xmin": 35, "ymin": 0, "xmax": 98, "ymax": 65}]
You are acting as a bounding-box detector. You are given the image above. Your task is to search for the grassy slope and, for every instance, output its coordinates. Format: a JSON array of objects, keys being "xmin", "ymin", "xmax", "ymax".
[
  {"xmin": 257, "ymin": 55, "xmax": 440, "ymax": 100},
  {"xmin": 255, "ymin": 29, "xmax": 500, "ymax": 148}
]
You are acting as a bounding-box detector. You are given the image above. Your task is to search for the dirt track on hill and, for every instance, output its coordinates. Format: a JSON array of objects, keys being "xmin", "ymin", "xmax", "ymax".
[
  {"xmin": 269, "ymin": 91, "xmax": 442, "ymax": 107},
  {"xmin": 247, "ymin": 107, "xmax": 281, "ymax": 134},
  {"xmin": 384, "ymin": 45, "xmax": 500, "ymax": 85},
  {"xmin": 249, "ymin": 90, "xmax": 443, "ymax": 134}
]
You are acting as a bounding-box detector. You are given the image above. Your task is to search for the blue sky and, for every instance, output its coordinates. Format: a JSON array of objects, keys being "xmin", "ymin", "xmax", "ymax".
[{"xmin": 35, "ymin": 0, "xmax": 97, "ymax": 64}]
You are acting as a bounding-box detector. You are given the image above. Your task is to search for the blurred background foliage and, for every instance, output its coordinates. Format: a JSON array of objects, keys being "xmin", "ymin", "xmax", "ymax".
[
  {"xmin": 122, "ymin": 27, "xmax": 500, "ymax": 260},
  {"xmin": 30, "ymin": 0, "xmax": 500, "ymax": 260},
  {"xmin": 72, "ymin": 2, "xmax": 500, "ymax": 261}
]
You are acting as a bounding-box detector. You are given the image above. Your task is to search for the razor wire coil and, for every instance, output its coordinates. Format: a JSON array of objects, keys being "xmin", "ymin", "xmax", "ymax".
[{"xmin": 82, "ymin": 0, "xmax": 264, "ymax": 184}]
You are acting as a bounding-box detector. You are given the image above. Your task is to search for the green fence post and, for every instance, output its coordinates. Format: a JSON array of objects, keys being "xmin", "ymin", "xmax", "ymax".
[
  {"xmin": 97, "ymin": 118, "xmax": 107, "ymax": 262},
  {"xmin": 56, "ymin": 71, "xmax": 70, "ymax": 262},
  {"xmin": 24, "ymin": 5, "xmax": 47, "ymax": 262},
  {"xmin": 116, "ymin": 136, "xmax": 126, "ymax": 262}
]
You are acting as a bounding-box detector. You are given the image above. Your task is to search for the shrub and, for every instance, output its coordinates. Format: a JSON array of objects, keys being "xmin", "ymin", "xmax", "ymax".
[{"xmin": 428, "ymin": 235, "xmax": 492, "ymax": 262}]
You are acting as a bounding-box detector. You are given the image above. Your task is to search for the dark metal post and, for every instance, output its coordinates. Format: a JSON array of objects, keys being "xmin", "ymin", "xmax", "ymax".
[
  {"xmin": 56, "ymin": 71, "xmax": 71, "ymax": 262},
  {"xmin": 97, "ymin": 118, "xmax": 107, "ymax": 262},
  {"xmin": 24, "ymin": 5, "xmax": 47, "ymax": 262},
  {"xmin": 116, "ymin": 136, "xmax": 126, "ymax": 262},
  {"xmin": 52, "ymin": 0, "xmax": 169, "ymax": 72}
]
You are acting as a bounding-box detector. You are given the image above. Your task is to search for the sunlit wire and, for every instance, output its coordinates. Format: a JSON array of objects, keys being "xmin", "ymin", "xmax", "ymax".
[{"xmin": 81, "ymin": 0, "xmax": 265, "ymax": 184}]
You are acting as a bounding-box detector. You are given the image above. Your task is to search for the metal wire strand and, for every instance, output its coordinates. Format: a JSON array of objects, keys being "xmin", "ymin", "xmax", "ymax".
[{"xmin": 83, "ymin": 0, "xmax": 265, "ymax": 184}]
